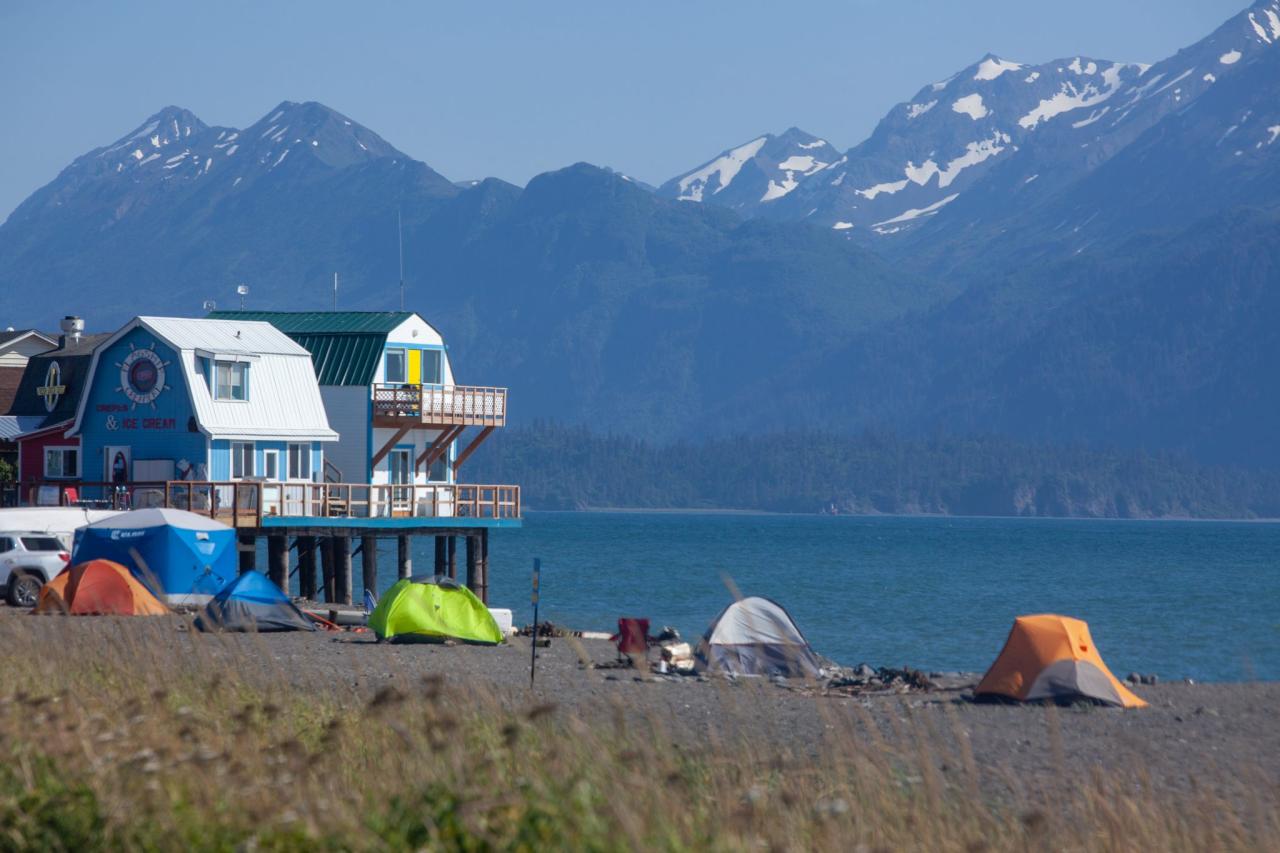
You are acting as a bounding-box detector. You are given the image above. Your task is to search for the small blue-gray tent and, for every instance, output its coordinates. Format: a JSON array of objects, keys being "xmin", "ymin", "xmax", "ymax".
[
  {"xmin": 71, "ymin": 508, "xmax": 236, "ymax": 603},
  {"xmin": 194, "ymin": 571, "xmax": 317, "ymax": 632},
  {"xmin": 694, "ymin": 596, "xmax": 824, "ymax": 678}
]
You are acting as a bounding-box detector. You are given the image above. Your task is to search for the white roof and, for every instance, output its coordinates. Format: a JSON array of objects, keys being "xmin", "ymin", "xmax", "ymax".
[
  {"xmin": 0, "ymin": 415, "xmax": 47, "ymax": 441},
  {"xmin": 138, "ymin": 316, "xmax": 310, "ymax": 356},
  {"xmin": 70, "ymin": 317, "xmax": 337, "ymax": 442},
  {"xmin": 85, "ymin": 507, "xmax": 231, "ymax": 532}
]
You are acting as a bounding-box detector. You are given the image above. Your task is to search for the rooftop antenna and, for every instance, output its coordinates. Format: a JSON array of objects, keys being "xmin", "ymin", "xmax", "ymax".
[
  {"xmin": 398, "ymin": 206, "xmax": 405, "ymax": 311},
  {"xmin": 333, "ymin": 272, "xmax": 338, "ymax": 311},
  {"xmin": 236, "ymin": 283, "xmax": 249, "ymax": 309}
]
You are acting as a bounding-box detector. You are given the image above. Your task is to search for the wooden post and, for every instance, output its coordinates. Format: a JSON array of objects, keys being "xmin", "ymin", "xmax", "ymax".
[
  {"xmin": 465, "ymin": 535, "xmax": 477, "ymax": 594},
  {"xmin": 397, "ymin": 535, "xmax": 412, "ymax": 579},
  {"xmin": 321, "ymin": 537, "xmax": 336, "ymax": 603},
  {"xmin": 298, "ymin": 536, "xmax": 317, "ymax": 600},
  {"xmin": 238, "ymin": 533, "xmax": 257, "ymax": 574},
  {"xmin": 335, "ymin": 536, "xmax": 353, "ymax": 606},
  {"xmin": 434, "ymin": 535, "xmax": 446, "ymax": 576},
  {"xmin": 267, "ymin": 535, "xmax": 288, "ymax": 592},
  {"xmin": 361, "ymin": 535, "xmax": 378, "ymax": 602},
  {"xmin": 478, "ymin": 528, "xmax": 489, "ymax": 605},
  {"xmin": 446, "ymin": 535, "xmax": 457, "ymax": 580}
]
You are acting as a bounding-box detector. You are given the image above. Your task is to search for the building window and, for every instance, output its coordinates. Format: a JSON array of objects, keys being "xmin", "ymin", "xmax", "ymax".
[
  {"xmin": 45, "ymin": 447, "xmax": 79, "ymax": 479},
  {"xmin": 214, "ymin": 361, "xmax": 248, "ymax": 401},
  {"xmin": 427, "ymin": 453, "xmax": 448, "ymax": 482},
  {"xmin": 422, "ymin": 350, "xmax": 442, "ymax": 385},
  {"xmin": 287, "ymin": 443, "xmax": 310, "ymax": 481},
  {"xmin": 231, "ymin": 441, "xmax": 254, "ymax": 479},
  {"xmin": 385, "ymin": 349, "xmax": 407, "ymax": 384}
]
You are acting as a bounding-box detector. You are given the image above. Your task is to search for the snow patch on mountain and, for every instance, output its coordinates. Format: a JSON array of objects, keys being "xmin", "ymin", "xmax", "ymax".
[
  {"xmin": 908, "ymin": 100, "xmax": 938, "ymax": 119},
  {"xmin": 675, "ymin": 136, "xmax": 768, "ymax": 202},
  {"xmin": 856, "ymin": 179, "xmax": 909, "ymax": 200},
  {"xmin": 974, "ymin": 57, "xmax": 1024, "ymax": 81},
  {"xmin": 832, "ymin": 221, "xmax": 854, "ymax": 230},
  {"xmin": 1268, "ymin": 126, "xmax": 1280, "ymax": 145},
  {"xmin": 1019, "ymin": 62, "xmax": 1126, "ymax": 129},
  {"xmin": 1220, "ymin": 50, "xmax": 1242, "ymax": 64},
  {"xmin": 952, "ymin": 93, "xmax": 989, "ymax": 120},
  {"xmin": 872, "ymin": 193, "xmax": 959, "ymax": 232}
]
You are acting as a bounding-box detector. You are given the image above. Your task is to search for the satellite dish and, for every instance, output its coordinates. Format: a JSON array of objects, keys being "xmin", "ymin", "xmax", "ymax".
[
  {"xmin": 202, "ymin": 299, "xmax": 217, "ymax": 312},
  {"xmin": 236, "ymin": 284, "xmax": 249, "ymax": 296}
]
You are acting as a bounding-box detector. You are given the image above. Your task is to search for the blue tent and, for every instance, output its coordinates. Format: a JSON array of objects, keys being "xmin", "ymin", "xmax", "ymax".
[
  {"xmin": 71, "ymin": 508, "xmax": 236, "ymax": 603},
  {"xmin": 194, "ymin": 571, "xmax": 317, "ymax": 632}
]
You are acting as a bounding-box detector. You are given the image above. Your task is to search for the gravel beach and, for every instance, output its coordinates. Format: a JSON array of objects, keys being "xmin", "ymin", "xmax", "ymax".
[{"xmin": 3, "ymin": 608, "xmax": 1276, "ymax": 804}]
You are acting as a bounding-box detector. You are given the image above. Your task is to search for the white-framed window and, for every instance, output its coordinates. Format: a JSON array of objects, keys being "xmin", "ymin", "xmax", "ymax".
[
  {"xmin": 214, "ymin": 361, "xmax": 248, "ymax": 401},
  {"xmin": 389, "ymin": 448, "xmax": 412, "ymax": 485},
  {"xmin": 45, "ymin": 447, "xmax": 79, "ymax": 479},
  {"xmin": 287, "ymin": 443, "xmax": 310, "ymax": 481},
  {"xmin": 262, "ymin": 449, "xmax": 280, "ymax": 481},
  {"xmin": 231, "ymin": 441, "xmax": 254, "ymax": 479},
  {"xmin": 421, "ymin": 349, "xmax": 442, "ymax": 384},
  {"xmin": 385, "ymin": 349, "xmax": 407, "ymax": 384}
]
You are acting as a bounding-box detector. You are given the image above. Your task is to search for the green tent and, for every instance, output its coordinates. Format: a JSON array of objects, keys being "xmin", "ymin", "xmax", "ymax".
[{"xmin": 369, "ymin": 575, "xmax": 504, "ymax": 645}]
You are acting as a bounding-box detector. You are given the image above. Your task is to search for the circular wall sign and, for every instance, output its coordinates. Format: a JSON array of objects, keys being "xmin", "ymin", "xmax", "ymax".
[
  {"xmin": 119, "ymin": 348, "xmax": 167, "ymax": 406},
  {"xmin": 37, "ymin": 361, "xmax": 64, "ymax": 412}
]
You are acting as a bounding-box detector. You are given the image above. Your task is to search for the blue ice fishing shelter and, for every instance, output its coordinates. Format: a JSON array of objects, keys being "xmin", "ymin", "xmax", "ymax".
[
  {"xmin": 194, "ymin": 571, "xmax": 317, "ymax": 632},
  {"xmin": 71, "ymin": 508, "xmax": 236, "ymax": 603}
]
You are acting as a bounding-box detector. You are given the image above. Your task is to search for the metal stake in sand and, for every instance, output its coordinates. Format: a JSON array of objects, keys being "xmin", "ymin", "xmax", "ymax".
[{"xmin": 529, "ymin": 558, "xmax": 541, "ymax": 688}]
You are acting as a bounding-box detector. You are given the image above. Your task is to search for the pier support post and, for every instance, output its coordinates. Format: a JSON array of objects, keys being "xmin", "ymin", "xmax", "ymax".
[
  {"xmin": 321, "ymin": 537, "xmax": 336, "ymax": 603},
  {"xmin": 397, "ymin": 535, "xmax": 412, "ymax": 579},
  {"xmin": 334, "ymin": 536, "xmax": 352, "ymax": 606},
  {"xmin": 361, "ymin": 535, "xmax": 378, "ymax": 603},
  {"xmin": 267, "ymin": 535, "xmax": 288, "ymax": 592},
  {"xmin": 434, "ymin": 536, "xmax": 447, "ymax": 576},
  {"xmin": 237, "ymin": 533, "xmax": 257, "ymax": 574},
  {"xmin": 465, "ymin": 535, "xmax": 477, "ymax": 594},
  {"xmin": 297, "ymin": 536, "xmax": 317, "ymax": 600},
  {"xmin": 446, "ymin": 535, "xmax": 457, "ymax": 580},
  {"xmin": 478, "ymin": 528, "xmax": 489, "ymax": 605}
]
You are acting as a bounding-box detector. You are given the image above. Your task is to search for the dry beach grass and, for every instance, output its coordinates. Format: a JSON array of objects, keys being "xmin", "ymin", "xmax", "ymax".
[{"xmin": 0, "ymin": 611, "xmax": 1276, "ymax": 851}]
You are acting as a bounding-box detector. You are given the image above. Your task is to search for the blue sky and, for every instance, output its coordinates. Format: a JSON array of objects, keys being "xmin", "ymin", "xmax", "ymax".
[{"xmin": 0, "ymin": 0, "xmax": 1247, "ymax": 218}]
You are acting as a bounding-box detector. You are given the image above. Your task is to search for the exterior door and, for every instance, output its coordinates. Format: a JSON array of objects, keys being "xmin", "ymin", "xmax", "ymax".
[
  {"xmin": 104, "ymin": 446, "xmax": 131, "ymax": 484},
  {"xmin": 389, "ymin": 449, "xmax": 412, "ymax": 515}
]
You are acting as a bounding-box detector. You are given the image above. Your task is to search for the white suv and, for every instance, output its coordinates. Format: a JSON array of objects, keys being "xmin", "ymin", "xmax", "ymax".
[{"xmin": 0, "ymin": 534, "xmax": 70, "ymax": 607}]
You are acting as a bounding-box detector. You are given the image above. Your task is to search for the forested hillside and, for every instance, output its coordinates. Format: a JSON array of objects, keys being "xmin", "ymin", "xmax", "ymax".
[{"xmin": 469, "ymin": 424, "xmax": 1280, "ymax": 519}]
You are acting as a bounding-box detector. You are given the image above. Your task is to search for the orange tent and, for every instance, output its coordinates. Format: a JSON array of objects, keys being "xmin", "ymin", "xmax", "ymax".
[
  {"xmin": 34, "ymin": 560, "xmax": 169, "ymax": 616},
  {"xmin": 975, "ymin": 614, "xmax": 1146, "ymax": 708}
]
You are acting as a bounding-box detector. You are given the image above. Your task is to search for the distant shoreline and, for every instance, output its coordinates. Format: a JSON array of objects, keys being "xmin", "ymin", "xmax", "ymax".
[{"xmin": 533, "ymin": 506, "xmax": 1280, "ymax": 523}]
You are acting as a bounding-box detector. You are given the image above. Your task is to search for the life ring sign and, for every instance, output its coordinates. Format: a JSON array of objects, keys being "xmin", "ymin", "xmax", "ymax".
[
  {"xmin": 36, "ymin": 361, "xmax": 65, "ymax": 412},
  {"xmin": 115, "ymin": 343, "xmax": 170, "ymax": 410}
]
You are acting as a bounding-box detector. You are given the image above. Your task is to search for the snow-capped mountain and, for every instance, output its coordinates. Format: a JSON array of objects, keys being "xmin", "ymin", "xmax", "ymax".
[
  {"xmin": 655, "ymin": 128, "xmax": 842, "ymax": 216},
  {"xmin": 3, "ymin": 101, "xmax": 455, "ymax": 231},
  {"xmin": 663, "ymin": 0, "xmax": 1280, "ymax": 240}
]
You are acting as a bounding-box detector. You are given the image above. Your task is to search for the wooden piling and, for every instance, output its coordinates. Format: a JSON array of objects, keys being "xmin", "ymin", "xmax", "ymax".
[
  {"xmin": 397, "ymin": 535, "xmax": 412, "ymax": 579},
  {"xmin": 465, "ymin": 535, "xmax": 477, "ymax": 593},
  {"xmin": 297, "ymin": 536, "xmax": 317, "ymax": 600},
  {"xmin": 237, "ymin": 533, "xmax": 257, "ymax": 574},
  {"xmin": 267, "ymin": 535, "xmax": 289, "ymax": 592},
  {"xmin": 434, "ymin": 536, "xmax": 447, "ymax": 576},
  {"xmin": 334, "ymin": 536, "xmax": 353, "ymax": 606},
  {"xmin": 321, "ymin": 537, "xmax": 336, "ymax": 603},
  {"xmin": 446, "ymin": 535, "xmax": 457, "ymax": 580},
  {"xmin": 478, "ymin": 528, "xmax": 490, "ymax": 605},
  {"xmin": 361, "ymin": 535, "xmax": 378, "ymax": 602}
]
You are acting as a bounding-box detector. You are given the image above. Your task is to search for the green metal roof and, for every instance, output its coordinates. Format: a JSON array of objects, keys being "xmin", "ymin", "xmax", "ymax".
[
  {"xmin": 206, "ymin": 311, "xmax": 412, "ymax": 385},
  {"xmin": 289, "ymin": 333, "xmax": 386, "ymax": 386},
  {"xmin": 207, "ymin": 311, "xmax": 413, "ymax": 334}
]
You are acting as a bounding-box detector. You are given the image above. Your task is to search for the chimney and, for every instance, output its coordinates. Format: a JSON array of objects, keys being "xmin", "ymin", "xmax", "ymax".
[{"xmin": 59, "ymin": 315, "xmax": 84, "ymax": 348}]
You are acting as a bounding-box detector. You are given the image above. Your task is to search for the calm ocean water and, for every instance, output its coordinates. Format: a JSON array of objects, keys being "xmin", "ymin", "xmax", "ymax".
[{"xmin": 349, "ymin": 512, "xmax": 1277, "ymax": 682}]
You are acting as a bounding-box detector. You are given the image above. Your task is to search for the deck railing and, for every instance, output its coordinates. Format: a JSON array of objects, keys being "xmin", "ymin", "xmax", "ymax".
[
  {"xmin": 11, "ymin": 480, "xmax": 521, "ymax": 528},
  {"xmin": 372, "ymin": 384, "xmax": 507, "ymax": 427}
]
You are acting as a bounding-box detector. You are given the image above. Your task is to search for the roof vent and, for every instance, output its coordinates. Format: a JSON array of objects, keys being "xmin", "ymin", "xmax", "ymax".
[{"xmin": 59, "ymin": 316, "xmax": 84, "ymax": 347}]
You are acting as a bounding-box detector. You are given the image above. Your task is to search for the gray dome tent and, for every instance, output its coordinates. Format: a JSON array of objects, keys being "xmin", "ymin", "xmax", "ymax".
[{"xmin": 694, "ymin": 596, "xmax": 823, "ymax": 678}]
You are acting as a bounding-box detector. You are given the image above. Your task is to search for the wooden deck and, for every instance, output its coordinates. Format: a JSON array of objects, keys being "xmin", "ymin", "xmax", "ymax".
[
  {"xmin": 12, "ymin": 480, "xmax": 521, "ymax": 529},
  {"xmin": 371, "ymin": 384, "xmax": 506, "ymax": 428}
]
